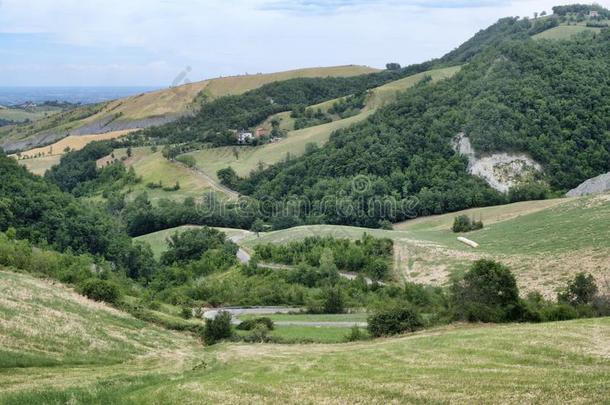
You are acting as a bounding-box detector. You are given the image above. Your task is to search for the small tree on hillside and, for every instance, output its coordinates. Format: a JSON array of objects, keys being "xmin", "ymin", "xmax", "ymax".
[
  {"xmin": 451, "ymin": 259, "xmax": 521, "ymax": 322},
  {"xmin": 203, "ymin": 311, "xmax": 233, "ymax": 345},
  {"xmin": 558, "ymin": 272, "xmax": 598, "ymax": 306}
]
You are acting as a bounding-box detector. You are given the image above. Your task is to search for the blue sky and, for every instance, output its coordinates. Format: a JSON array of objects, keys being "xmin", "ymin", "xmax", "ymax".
[{"xmin": 0, "ymin": 0, "xmax": 608, "ymax": 86}]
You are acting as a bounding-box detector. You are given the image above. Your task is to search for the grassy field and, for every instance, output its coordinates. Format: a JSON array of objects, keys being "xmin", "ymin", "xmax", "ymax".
[
  {"xmin": 533, "ymin": 24, "xmax": 601, "ymax": 40},
  {"xmin": 0, "ymin": 106, "xmax": 63, "ymax": 123},
  {"xmin": 14, "ymin": 129, "xmax": 136, "ymax": 159},
  {"xmin": 185, "ymin": 111, "xmax": 374, "ymax": 180},
  {"xmin": 185, "ymin": 66, "xmax": 461, "ymax": 181},
  {"xmin": 14, "ymin": 154, "xmax": 61, "ymax": 176},
  {"xmin": 2, "ymin": 271, "xmax": 608, "ymax": 405},
  {"xmin": 135, "ymin": 225, "xmax": 251, "ymax": 258}
]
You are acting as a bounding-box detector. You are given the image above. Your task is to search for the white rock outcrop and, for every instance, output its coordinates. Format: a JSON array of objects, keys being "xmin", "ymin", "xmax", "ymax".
[{"xmin": 453, "ymin": 133, "xmax": 542, "ymax": 193}]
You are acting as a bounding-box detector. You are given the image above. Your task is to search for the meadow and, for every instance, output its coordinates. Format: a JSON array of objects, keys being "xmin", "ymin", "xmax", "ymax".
[{"xmin": 2, "ymin": 270, "xmax": 608, "ymax": 404}]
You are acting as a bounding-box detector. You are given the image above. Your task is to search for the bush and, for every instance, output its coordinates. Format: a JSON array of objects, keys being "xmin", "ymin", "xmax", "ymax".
[
  {"xmin": 181, "ymin": 306, "xmax": 193, "ymax": 319},
  {"xmin": 345, "ymin": 325, "xmax": 368, "ymax": 342},
  {"xmin": 322, "ymin": 287, "xmax": 345, "ymax": 314},
  {"xmin": 202, "ymin": 311, "xmax": 233, "ymax": 345},
  {"xmin": 451, "ymin": 259, "xmax": 521, "ymax": 322},
  {"xmin": 79, "ymin": 278, "xmax": 121, "ymax": 304},
  {"xmin": 540, "ymin": 304, "xmax": 578, "ymax": 322},
  {"xmin": 367, "ymin": 303, "xmax": 423, "ymax": 337},
  {"xmin": 236, "ymin": 317, "xmax": 274, "ymax": 331},
  {"xmin": 452, "ymin": 215, "xmax": 483, "ymax": 233},
  {"xmin": 558, "ymin": 272, "xmax": 598, "ymax": 306}
]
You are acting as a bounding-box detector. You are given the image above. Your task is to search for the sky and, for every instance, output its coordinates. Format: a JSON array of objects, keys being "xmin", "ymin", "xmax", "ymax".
[{"xmin": 1, "ymin": 0, "xmax": 609, "ymax": 87}]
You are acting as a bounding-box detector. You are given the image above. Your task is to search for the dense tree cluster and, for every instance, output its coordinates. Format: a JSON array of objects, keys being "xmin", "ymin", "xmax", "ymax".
[{"xmin": 254, "ymin": 234, "xmax": 393, "ymax": 280}]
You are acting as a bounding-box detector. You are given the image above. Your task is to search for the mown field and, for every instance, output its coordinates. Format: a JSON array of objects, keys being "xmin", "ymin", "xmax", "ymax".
[
  {"xmin": 533, "ymin": 23, "xmax": 603, "ymax": 40},
  {"xmin": 184, "ymin": 66, "xmax": 461, "ymax": 181},
  {"xmin": 2, "ymin": 269, "xmax": 609, "ymax": 404}
]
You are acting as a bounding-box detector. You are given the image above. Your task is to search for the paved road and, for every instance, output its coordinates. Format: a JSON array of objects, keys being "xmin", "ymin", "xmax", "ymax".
[
  {"xmin": 229, "ymin": 235, "xmax": 251, "ymax": 264},
  {"xmin": 202, "ymin": 307, "xmax": 367, "ymax": 327}
]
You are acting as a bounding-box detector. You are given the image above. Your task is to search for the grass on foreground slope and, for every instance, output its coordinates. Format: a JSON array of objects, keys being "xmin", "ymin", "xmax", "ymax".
[
  {"xmin": 0, "ymin": 270, "xmax": 201, "ymax": 370},
  {"xmin": 2, "ymin": 273, "xmax": 609, "ymax": 405},
  {"xmin": 185, "ymin": 66, "xmax": 461, "ymax": 181}
]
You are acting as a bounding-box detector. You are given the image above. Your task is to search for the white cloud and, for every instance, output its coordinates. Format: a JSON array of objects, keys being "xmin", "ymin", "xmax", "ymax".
[{"xmin": 0, "ymin": 0, "xmax": 609, "ymax": 85}]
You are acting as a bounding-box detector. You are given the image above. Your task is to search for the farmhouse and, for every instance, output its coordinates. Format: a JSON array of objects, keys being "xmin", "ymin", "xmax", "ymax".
[
  {"xmin": 237, "ymin": 131, "xmax": 253, "ymax": 144},
  {"xmin": 590, "ymin": 10, "xmax": 600, "ymax": 18}
]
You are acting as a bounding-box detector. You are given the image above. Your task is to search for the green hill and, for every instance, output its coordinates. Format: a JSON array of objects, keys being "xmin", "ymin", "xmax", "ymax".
[
  {"xmin": 184, "ymin": 66, "xmax": 461, "ymax": 181},
  {"xmin": 233, "ymin": 27, "xmax": 610, "ymax": 226}
]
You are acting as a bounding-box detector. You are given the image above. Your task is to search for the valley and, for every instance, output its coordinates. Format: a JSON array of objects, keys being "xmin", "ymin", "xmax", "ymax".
[{"xmin": 2, "ymin": 4, "xmax": 610, "ymax": 404}]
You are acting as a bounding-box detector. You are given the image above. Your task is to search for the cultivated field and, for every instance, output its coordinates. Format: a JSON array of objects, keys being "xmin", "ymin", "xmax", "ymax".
[
  {"xmin": 15, "ymin": 129, "xmax": 136, "ymax": 159},
  {"xmin": 0, "ymin": 66, "xmax": 376, "ymax": 151},
  {"xmin": 2, "ymin": 271, "xmax": 608, "ymax": 404}
]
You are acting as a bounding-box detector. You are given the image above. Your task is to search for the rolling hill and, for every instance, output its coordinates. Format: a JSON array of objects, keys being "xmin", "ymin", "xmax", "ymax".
[
  {"xmin": 184, "ymin": 66, "xmax": 461, "ymax": 181},
  {"xmin": 2, "ymin": 268, "xmax": 608, "ymax": 403},
  {"xmin": 0, "ymin": 65, "xmax": 377, "ymax": 153},
  {"xmin": 132, "ymin": 192, "xmax": 610, "ymax": 297}
]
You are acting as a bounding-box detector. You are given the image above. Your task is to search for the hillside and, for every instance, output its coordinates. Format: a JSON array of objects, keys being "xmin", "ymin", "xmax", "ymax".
[
  {"xmin": 1, "ymin": 272, "xmax": 608, "ymax": 403},
  {"xmin": 0, "ymin": 65, "xmax": 376, "ymax": 153},
  {"xmin": 132, "ymin": 192, "xmax": 609, "ymax": 297},
  {"xmin": 233, "ymin": 27, "xmax": 610, "ymax": 226},
  {"xmin": 184, "ymin": 66, "xmax": 461, "ymax": 181}
]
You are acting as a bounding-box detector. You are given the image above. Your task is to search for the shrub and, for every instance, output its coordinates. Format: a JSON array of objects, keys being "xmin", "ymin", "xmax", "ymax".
[
  {"xmin": 451, "ymin": 259, "xmax": 521, "ymax": 322},
  {"xmin": 236, "ymin": 317, "xmax": 274, "ymax": 331},
  {"xmin": 202, "ymin": 311, "xmax": 233, "ymax": 345},
  {"xmin": 558, "ymin": 272, "xmax": 598, "ymax": 306},
  {"xmin": 322, "ymin": 287, "xmax": 345, "ymax": 314},
  {"xmin": 367, "ymin": 303, "xmax": 423, "ymax": 337},
  {"xmin": 181, "ymin": 306, "xmax": 193, "ymax": 319},
  {"xmin": 345, "ymin": 325, "xmax": 368, "ymax": 342},
  {"xmin": 452, "ymin": 215, "xmax": 483, "ymax": 233},
  {"xmin": 540, "ymin": 304, "xmax": 578, "ymax": 322},
  {"xmin": 79, "ymin": 278, "xmax": 121, "ymax": 304}
]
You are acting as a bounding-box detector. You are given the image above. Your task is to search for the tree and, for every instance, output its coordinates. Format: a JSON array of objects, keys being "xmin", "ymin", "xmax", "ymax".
[
  {"xmin": 322, "ymin": 287, "xmax": 344, "ymax": 314},
  {"xmin": 451, "ymin": 259, "xmax": 521, "ymax": 322},
  {"xmin": 217, "ymin": 167, "xmax": 238, "ymax": 188},
  {"xmin": 367, "ymin": 302, "xmax": 423, "ymax": 337},
  {"xmin": 202, "ymin": 311, "xmax": 233, "ymax": 345},
  {"xmin": 250, "ymin": 219, "xmax": 265, "ymax": 237},
  {"xmin": 559, "ymin": 273, "xmax": 598, "ymax": 306},
  {"xmin": 386, "ymin": 63, "xmax": 401, "ymax": 70},
  {"xmin": 126, "ymin": 147, "xmax": 133, "ymax": 158},
  {"xmin": 161, "ymin": 227, "xmax": 237, "ymax": 265}
]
